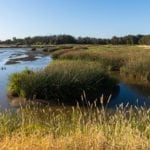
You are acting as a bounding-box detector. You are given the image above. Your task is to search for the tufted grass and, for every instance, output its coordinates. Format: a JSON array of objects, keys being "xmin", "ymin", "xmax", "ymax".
[
  {"xmin": 8, "ymin": 60, "xmax": 117, "ymax": 103},
  {"xmin": 0, "ymin": 104, "xmax": 150, "ymax": 149}
]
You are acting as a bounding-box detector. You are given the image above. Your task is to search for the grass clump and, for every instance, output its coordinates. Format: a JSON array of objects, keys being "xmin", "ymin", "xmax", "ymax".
[
  {"xmin": 0, "ymin": 105, "xmax": 150, "ymax": 149},
  {"xmin": 8, "ymin": 70, "xmax": 34, "ymax": 98},
  {"xmin": 8, "ymin": 60, "xmax": 117, "ymax": 103}
]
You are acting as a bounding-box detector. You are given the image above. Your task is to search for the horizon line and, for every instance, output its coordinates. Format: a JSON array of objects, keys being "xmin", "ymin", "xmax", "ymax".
[{"xmin": 1, "ymin": 33, "xmax": 150, "ymax": 41}]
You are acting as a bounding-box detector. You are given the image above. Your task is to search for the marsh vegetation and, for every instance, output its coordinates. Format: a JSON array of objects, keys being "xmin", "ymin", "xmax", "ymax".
[
  {"xmin": 50, "ymin": 45, "xmax": 150, "ymax": 81},
  {"xmin": 0, "ymin": 44, "xmax": 149, "ymax": 149},
  {"xmin": 8, "ymin": 60, "xmax": 117, "ymax": 104},
  {"xmin": 7, "ymin": 45, "xmax": 150, "ymax": 105}
]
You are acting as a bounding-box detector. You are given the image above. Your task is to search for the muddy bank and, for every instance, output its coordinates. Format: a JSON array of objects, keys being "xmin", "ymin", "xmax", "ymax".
[
  {"xmin": 0, "ymin": 44, "xmax": 30, "ymax": 48},
  {"xmin": 2, "ymin": 48, "xmax": 49, "ymax": 65}
]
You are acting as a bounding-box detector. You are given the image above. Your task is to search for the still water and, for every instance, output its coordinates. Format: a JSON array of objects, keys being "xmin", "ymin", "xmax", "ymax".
[
  {"xmin": 0, "ymin": 48, "xmax": 52, "ymax": 110},
  {"xmin": 0, "ymin": 48, "xmax": 150, "ymax": 110}
]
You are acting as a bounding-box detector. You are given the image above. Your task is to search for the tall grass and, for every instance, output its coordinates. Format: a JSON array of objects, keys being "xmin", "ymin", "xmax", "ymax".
[
  {"xmin": 0, "ymin": 104, "xmax": 150, "ymax": 149},
  {"xmin": 121, "ymin": 53, "xmax": 150, "ymax": 80},
  {"xmin": 58, "ymin": 51, "xmax": 125, "ymax": 71},
  {"xmin": 8, "ymin": 60, "xmax": 117, "ymax": 103},
  {"xmin": 51, "ymin": 45, "xmax": 150, "ymax": 81}
]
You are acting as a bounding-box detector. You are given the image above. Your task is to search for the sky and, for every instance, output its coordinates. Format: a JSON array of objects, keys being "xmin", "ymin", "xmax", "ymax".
[{"xmin": 0, "ymin": 0, "xmax": 150, "ymax": 40}]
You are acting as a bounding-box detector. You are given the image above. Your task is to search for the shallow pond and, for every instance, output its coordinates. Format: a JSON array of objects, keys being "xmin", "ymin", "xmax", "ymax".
[
  {"xmin": 0, "ymin": 48, "xmax": 150, "ymax": 110},
  {"xmin": 0, "ymin": 48, "xmax": 52, "ymax": 110}
]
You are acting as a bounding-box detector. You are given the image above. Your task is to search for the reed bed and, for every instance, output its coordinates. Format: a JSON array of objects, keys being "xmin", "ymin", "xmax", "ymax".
[{"xmin": 8, "ymin": 60, "xmax": 117, "ymax": 103}]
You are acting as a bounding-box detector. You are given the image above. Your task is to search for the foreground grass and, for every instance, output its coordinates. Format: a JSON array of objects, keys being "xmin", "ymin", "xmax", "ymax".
[
  {"xmin": 0, "ymin": 104, "xmax": 150, "ymax": 150},
  {"xmin": 8, "ymin": 60, "xmax": 117, "ymax": 103},
  {"xmin": 50, "ymin": 45, "xmax": 150, "ymax": 81}
]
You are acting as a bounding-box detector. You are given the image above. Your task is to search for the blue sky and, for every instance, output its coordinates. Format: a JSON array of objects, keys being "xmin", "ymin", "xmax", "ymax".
[{"xmin": 0, "ymin": 0, "xmax": 150, "ymax": 40}]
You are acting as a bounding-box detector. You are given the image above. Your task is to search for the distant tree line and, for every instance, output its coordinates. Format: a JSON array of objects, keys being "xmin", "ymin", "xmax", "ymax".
[{"xmin": 1, "ymin": 34, "xmax": 150, "ymax": 45}]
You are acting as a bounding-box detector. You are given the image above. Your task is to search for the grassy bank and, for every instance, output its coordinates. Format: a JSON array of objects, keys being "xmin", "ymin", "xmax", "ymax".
[
  {"xmin": 8, "ymin": 60, "xmax": 117, "ymax": 103},
  {"xmin": 50, "ymin": 45, "xmax": 150, "ymax": 81},
  {"xmin": 0, "ymin": 105, "xmax": 150, "ymax": 149}
]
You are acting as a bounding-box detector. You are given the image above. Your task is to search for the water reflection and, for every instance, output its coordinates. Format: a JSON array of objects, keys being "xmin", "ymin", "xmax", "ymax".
[
  {"xmin": 50, "ymin": 85, "xmax": 120, "ymax": 106},
  {"xmin": 100, "ymin": 73, "xmax": 150, "ymax": 107}
]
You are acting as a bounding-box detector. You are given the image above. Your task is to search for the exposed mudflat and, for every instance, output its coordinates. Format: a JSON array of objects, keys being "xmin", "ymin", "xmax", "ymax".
[{"xmin": 0, "ymin": 48, "xmax": 48, "ymax": 65}]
